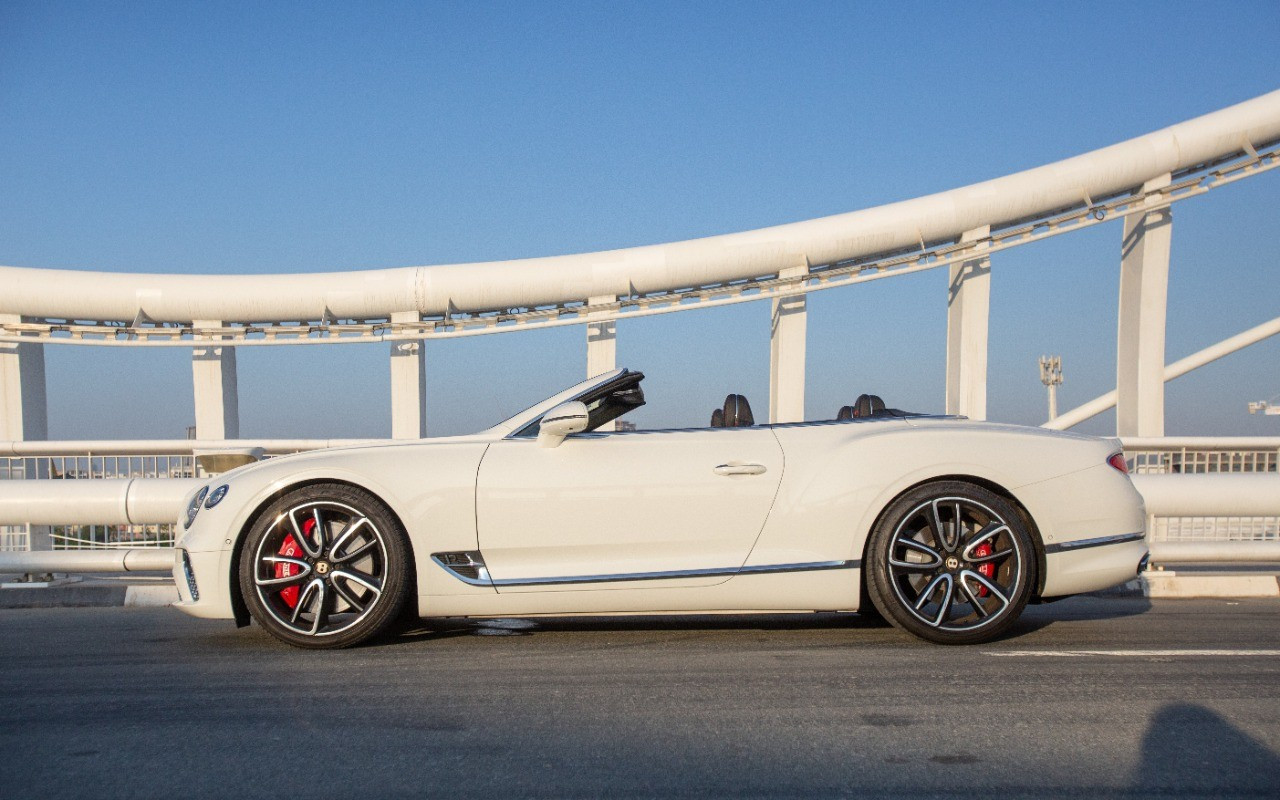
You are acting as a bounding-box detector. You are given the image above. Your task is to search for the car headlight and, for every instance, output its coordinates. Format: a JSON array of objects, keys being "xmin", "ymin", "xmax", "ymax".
[
  {"xmin": 185, "ymin": 486, "xmax": 209, "ymax": 529},
  {"xmin": 205, "ymin": 484, "xmax": 229, "ymax": 509}
]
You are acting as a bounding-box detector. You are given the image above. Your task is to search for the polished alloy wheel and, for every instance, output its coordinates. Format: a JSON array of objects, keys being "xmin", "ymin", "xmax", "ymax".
[
  {"xmin": 252, "ymin": 500, "xmax": 388, "ymax": 638},
  {"xmin": 886, "ymin": 496, "xmax": 1022, "ymax": 633}
]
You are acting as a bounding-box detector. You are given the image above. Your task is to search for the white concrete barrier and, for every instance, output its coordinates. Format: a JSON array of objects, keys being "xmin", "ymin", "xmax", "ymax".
[
  {"xmin": 1130, "ymin": 473, "xmax": 1280, "ymax": 517},
  {"xmin": 0, "ymin": 548, "xmax": 175, "ymax": 573},
  {"xmin": 0, "ymin": 478, "xmax": 200, "ymax": 525},
  {"xmin": 1149, "ymin": 541, "xmax": 1280, "ymax": 563}
]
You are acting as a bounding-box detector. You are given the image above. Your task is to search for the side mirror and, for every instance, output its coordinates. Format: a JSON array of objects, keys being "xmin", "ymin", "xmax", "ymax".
[{"xmin": 537, "ymin": 401, "xmax": 589, "ymax": 448}]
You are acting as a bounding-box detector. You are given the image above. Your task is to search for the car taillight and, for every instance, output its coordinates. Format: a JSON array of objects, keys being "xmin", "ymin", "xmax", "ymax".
[{"xmin": 1107, "ymin": 453, "xmax": 1129, "ymax": 474}]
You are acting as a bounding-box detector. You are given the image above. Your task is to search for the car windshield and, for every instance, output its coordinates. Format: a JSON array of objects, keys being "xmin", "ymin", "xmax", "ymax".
[{"xmin": 510, "ymin": 370, "xmax": 646, "ymax": 437}]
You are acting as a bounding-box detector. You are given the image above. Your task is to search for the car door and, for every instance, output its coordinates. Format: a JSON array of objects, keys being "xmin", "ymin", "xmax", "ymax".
[{"xmin": 475, "ymin": 426, "xmax": 784, "ymax": 591}]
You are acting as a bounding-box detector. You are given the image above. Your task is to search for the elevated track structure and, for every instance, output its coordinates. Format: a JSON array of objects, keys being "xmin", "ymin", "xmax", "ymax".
[{"xmin": 2, "ymin": 90, "xmax": 1279, "ymax": 568}]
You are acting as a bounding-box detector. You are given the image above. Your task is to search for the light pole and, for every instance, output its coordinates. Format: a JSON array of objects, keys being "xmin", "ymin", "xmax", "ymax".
[{"xmin": 1039, "ymin": 356, "xmax": 1063, "ymax": 421}]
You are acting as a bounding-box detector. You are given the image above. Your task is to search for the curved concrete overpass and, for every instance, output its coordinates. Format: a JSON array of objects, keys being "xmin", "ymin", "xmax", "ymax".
[
  {"xmin": 2, "ymin": 90, "xmax": 1279, "ymax": 324},
  {"xmin": 2, "ymin": 90, "xmax": 1279, "ymax": 441}
]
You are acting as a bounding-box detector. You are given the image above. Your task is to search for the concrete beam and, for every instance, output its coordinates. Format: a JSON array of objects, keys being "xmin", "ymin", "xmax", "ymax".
[
  {"xmin": 0, "ymin": 314, "xmax": 48, "ymax": 441},
  {"xmin": 1116, "ymin": 174, "xmax": 1172, "ymax": 437},
  {"xmin": 769, "ymin": 263, "xmax": 809, "ymax": 424},
  {"xmin": 390, "ymin": 311, "xmax": 427, "ymax": 439},
  {"xmin": 945, "ymin": 226, "xmax": 991, "ymax": 420},
  {"xmin": 192, "ymin": 320, "xmax": 239, "ymax": 440},
  {"xmin": 586, "ymin": 295, "xmax": 617, "ymax": 379}
]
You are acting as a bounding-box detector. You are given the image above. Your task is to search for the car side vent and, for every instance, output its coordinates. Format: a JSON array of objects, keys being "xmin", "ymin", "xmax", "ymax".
[{"xmin": 431, "ymin": 551, "xmax": 493, "ymax": 587}]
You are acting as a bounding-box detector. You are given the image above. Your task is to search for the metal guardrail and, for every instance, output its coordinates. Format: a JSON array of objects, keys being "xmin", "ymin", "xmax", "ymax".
[
  {"xmin": 0, "ymin": 548, "xmax": 174, "ymax": 573},
  {"xmin": 1, "ymin": 438, "xmax": 1278, "ymax": 569}
]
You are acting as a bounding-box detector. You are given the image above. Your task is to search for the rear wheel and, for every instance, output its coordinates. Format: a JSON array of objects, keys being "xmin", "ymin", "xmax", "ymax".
[
  {"xmin": 238, "ymin": 483, "xmax": 412, "ymax": 649},
  {"xmin": 866, "ymin": 481, "xmax": 1035, "ymax": 645}
]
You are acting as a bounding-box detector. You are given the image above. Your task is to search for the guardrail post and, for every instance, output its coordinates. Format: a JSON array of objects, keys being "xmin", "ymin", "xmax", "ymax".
[
  {"xmin": 946, "ymin": 226, "xmax": 991, "ymax": 420},
  {"xmin": 389, "ymin": 311, "xmax": 427, "ymax": 439},
  {"xmin": 192, "ymin": 320, "xmax": 239, "ymax": 440},
  {"xmin": 1116, "ymin": 174, "xmax": 1172, "ymax": 437},
  {"xmin": 769, "ymin": 263, "xmax": 809, "ymax": 424}
]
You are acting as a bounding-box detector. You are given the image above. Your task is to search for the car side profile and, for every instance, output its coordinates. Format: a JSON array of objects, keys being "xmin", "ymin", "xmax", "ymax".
[{"xmin": 173, "ymin": 368, "xmax": 1148, "ymax": 648}]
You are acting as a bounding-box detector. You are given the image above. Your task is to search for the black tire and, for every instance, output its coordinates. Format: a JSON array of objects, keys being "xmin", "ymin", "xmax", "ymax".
[
  {"xmin": 865, "ymin": 481, "xmax": 1036, "ymax": 645},
  {"xmin": 238, "ymin": 483, "xmax": 413, "ymax": 649}
]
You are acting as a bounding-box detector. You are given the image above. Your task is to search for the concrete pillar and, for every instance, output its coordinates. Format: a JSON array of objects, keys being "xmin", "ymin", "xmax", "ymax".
[
  {"xmin": 1, "ymin": 315, "xmax": 50, "ymax": 551},
  {"xmin": 586, "ymin": 295, "xmax": 617, "ymax": 378},
  {"xmin": 192, "ymin": 320, "xmax": 239, "ymax": 440},
  {"xmin": 0, "ymin": 315, "xmax": 48, "ymax": 441},
  {"xmin": 389, "ymin": 311, "xmax": 427, "ymax": 439},
  {"xmin": 1116, "ymin": 174, "xmax": 1172, "ymax": 437},
  {"xmin": 945, "ymin": 226, "xmax": 992, "ymax": 420},
  {"xmin": 769, "ymin": 263, "xmax": 809, "ymax": 424},
  {"xmin": 585, "ymin": 296, "xmax": 618, "ymax": 431}
]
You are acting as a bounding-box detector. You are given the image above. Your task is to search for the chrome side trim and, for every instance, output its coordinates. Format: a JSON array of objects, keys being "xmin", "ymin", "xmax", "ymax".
[
  {"xmin": 430, "ymin": 552, "xmax": 494, "ymax": 586},
  {"xmin": 1044, "ymin": 532, "xmax": 1146, "ymax": 555},
  {"xmin": 487, "ymin": 559, "xmax": 860, "ymax": 588}
]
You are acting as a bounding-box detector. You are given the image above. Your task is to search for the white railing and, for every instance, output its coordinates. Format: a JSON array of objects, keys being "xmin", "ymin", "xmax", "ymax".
[
  {"xmin": 1, "ymin": 438, "xmax": 1278, "ymax": 566},
  {"xmin": 1121, "ymin": 437, "xmax": 1280, "ymax": 475},
  {"xmin": 1121, "ymin": 438, "xmax": 1280, "ymax": 559},
  {"xmin": 0, "ymin": 440, "xmax": 366, "ymax": 552}
]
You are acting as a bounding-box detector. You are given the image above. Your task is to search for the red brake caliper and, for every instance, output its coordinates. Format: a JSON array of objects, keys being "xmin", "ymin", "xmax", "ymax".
[
  {"xmin": 275, "ymin": 518, "xmax": 315, "ymax": 609},
  {"xmin": 973, "ymin": 542, "xmax": 995, "ymax": 597}
]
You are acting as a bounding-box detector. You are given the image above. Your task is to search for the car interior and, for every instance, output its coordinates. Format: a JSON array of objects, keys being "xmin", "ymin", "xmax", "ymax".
[{"xmin": 522, "ymin": 370, "xmax": 915, "ymax": 437}]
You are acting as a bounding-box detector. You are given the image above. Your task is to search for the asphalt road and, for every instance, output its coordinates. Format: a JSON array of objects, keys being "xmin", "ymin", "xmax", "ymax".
[{"xmin": 1, "ymin": 597, "xmax": 1278, "ymax": 799}]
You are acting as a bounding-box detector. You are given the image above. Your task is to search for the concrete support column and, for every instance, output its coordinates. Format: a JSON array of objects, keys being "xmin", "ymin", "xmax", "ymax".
[
  {"xmin": 1116, "ymin": 174, "xmax": 1173, "ymax": 437},
  {"xmin": 945, "ymin": 226, "xmax": 992, "ymax": 420},
  {"xmin": 0, "ymin": 314, "xmax": 48, "ymax": 441},
  {"xmin": 586, "ymin": 295, "xmax": 617, "ymax": 378},
  {"xmin": 192, "ymin": 320, "xmax": 239, "ymax": 440},
  {"xmin": 769, "ymin": 263, "xmax": 809, "ymax": 424},
  {"xmin": 389, "ymin": 311, "xmax": 427, "ymax": 439},
  {"xmin": 586, "ymin": 296, "xmax": 618, "ymax": 431}
]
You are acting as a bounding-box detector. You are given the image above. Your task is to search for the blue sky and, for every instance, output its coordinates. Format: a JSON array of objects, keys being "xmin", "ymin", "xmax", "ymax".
[{"xmin": 2, "ymin": 1, "xmax": 1278, "ymax": 439}]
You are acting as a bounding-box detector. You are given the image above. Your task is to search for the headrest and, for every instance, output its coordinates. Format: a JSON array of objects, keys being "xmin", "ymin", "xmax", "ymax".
[
  {"xmin": 855, "ymin": 394, "xmax": 885, "ymax": 417},
  {"xmin": 722, "ymin": 394, "xmax": 755, "ymax": 427},
  {"xmin": 710, "ymin": 408, "xmax": 725, "ymax": 428},
  {"xmin": 849, "ymin": 394, "xmax": 887, "ymax": 418}
]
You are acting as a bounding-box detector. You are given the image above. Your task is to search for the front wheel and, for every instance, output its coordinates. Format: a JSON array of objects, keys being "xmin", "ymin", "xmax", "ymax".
[
  {"xmin": 865, "ymin": 481, "xmax": 1036, "ymax": 645},
  {"xmin": 238, "ymin": 483, "xmax": 413, "ymax": 649}
]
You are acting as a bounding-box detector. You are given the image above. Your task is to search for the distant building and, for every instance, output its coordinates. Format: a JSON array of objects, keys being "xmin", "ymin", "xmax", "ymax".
[{"xmin": 617, "ymin": 420, "xmax": 637, "ymax": 432}]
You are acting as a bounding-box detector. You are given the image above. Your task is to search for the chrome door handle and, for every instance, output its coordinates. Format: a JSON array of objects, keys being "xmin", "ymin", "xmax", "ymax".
[{"xmin": 713, "ymin": 462, "xmax": 767, "ymax": 476}]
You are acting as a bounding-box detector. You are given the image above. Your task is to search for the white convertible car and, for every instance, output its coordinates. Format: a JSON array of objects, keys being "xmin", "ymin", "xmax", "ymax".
[{"xmin": 173, "ymin": 368, "xmax": 1147, "ymax": 648}]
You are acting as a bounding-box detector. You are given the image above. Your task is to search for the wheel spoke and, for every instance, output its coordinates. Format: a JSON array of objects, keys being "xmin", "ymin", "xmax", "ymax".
[
  {"xmin": 913, "ymin": 573, "xmax": 948, "ymax": 612},
  {"xmin": 968, "ymin": 547, "xmax": 1014, "ymax": 564},
  {"xmin": 951, "ymin": 501, "xmax": 964, "ymax": 550},
  {"xmin": 311, "ymin": 507, "xmax": 328, "ymax": 550},
  {"xmin": 932, "ymin": 576, "xmax": 954, "ymax": 627},
  {"xmin": 333, "ymin": 538, "xmax": 377, "ymax": 564},
  {"xmin": 962, "ymin": 569, "xmax": 1010, "ymax": 611},
  {"xmin": 255, "ymin": 556, "xmax": 312, "ymax": 587},
  {"xmin": 309, "ymin": 582, "xmax": 330, "ymax": 635},
  {"xmin": 333, "ymin": 568, "xmax": 382, "ymax": 598},
  {"xmin": 928, "ymin": 501, "xmax": 949, "ymax": 551},
  {"xmin": 328, "ymin": 517, "xmax": 369, "ymax": 560},
  {"xmin": 331, "ymin": 576, "xmax": 367, "ymax": 613},
  {"xmin": 291, "ymin": 578, "xmax": 322, "ymax": 626},
  {"xmin": 288, "ymin": 509, "xmax": 321, "ymax": 558},
  {"xmin": 890, "ymin": 536, "xmax": 943, "ymax": 570},
  {"xmin": 960, "ymin": 579, "xmax": 990, "ymax": 618},
  {"xmin": 962, "ymin": 522, "xmax": 1009, "ymax": 558}
]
